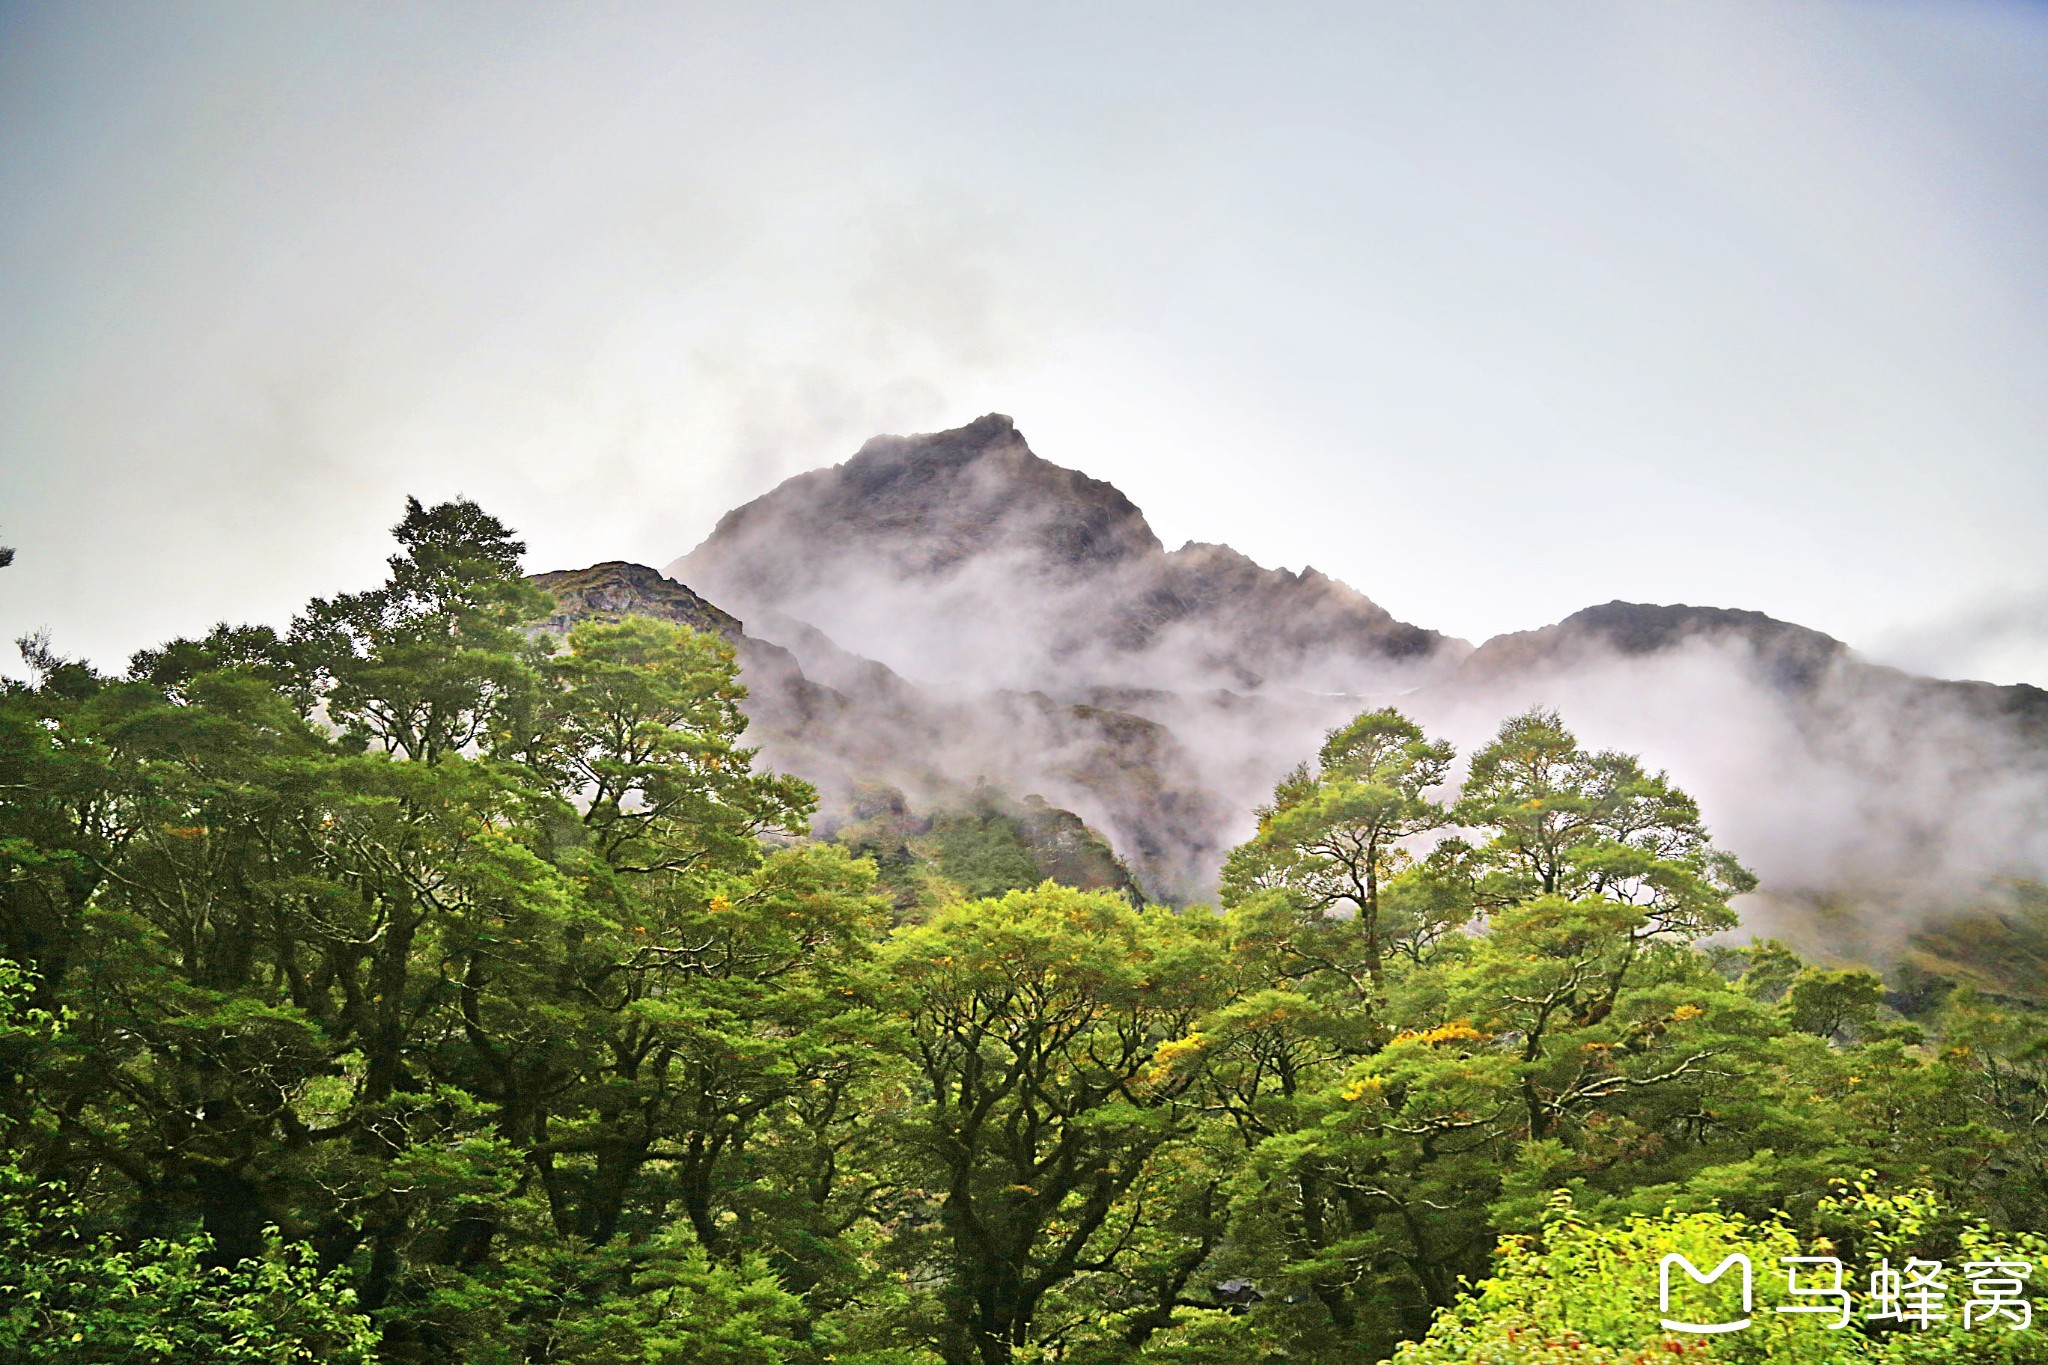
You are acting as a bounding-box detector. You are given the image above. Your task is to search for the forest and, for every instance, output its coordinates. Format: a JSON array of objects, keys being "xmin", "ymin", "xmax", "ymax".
[{"xmin": 5, "ymin": 498, "xmax": 2047, "ymax": 1364}]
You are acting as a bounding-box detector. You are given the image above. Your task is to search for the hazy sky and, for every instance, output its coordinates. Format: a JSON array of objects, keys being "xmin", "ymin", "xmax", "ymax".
[{"xmin": 3, "ymin": 2, "xmax": 2045, "ymax": 683}]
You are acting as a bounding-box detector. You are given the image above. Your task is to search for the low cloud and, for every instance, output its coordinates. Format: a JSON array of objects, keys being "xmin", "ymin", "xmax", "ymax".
[{"xmin": 669, "ymin": 422, "xmax": 2048, "ymax": 948}]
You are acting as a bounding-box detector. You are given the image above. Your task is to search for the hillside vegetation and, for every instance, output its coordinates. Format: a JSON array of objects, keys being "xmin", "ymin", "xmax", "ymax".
[{"xmin": 4, "ymin": 499, "xmax": 2047, "ymax": 1364}]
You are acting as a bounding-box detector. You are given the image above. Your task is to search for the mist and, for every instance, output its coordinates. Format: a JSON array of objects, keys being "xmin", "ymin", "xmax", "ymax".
[
  {"xmin": 653, "ymin": 417, "xmax": 2048, "ymax": 947},
  {"xmin": 3, "ymin": 0, "xmax": 2043, "ymax": 937},
  {"xmin": 1410, "ymin": 636, "xmax": 2048, "ymax": 959}
]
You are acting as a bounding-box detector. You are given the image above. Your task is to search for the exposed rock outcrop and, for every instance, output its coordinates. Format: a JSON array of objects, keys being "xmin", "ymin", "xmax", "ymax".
[{"xmin": 529, "ymin": 560, "xmax": 742, "ymax": 639}]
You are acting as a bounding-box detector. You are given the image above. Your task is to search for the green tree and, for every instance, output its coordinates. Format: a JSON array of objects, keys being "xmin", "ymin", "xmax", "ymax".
[
  {"xmin": 1454, "ymin": 708, "xmax": 1756, "ymax": 935},
  {"xmin": 1782, "ymin": 968, "xmax": 1887, "ymax": 1042},
  {"xmin": 1196, "ymin": 707, "xmax": 1777, "ymax": 1360},
  {"xmin": 0, "ymin": 499, "xmax": 883, "ymax": 1362},
  {"xmin": 0, "ymin": 957, "xmax": 376, "ymax": 1363},
  {"xmin": 1221, "ymin": 707, "xmax": 1455, "ymax": 992},
  {"xmin": 882, "ymin": 884, "xmax": 1225, "ymax": 1365}
]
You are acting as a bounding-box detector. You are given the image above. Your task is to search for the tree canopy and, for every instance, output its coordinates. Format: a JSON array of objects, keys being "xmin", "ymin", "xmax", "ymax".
[{"xmin": 2, "ymin": 497, "xmax": 2042, "ymax": 1364}]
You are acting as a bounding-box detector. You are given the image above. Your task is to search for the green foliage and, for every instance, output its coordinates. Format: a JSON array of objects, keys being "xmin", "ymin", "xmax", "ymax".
[
  {"xmin": 4, "ymin": 504, "xmax": 2045, "ymax": 1365},
  {"xmin": 526, "ymin": 1232, "xmax": 813, "ymax": 1365},
  {"xmin": 0, "ymin": 499, "xmax": 873, "ymax": 1362},
  {"xmin": 0, "ymin": 960, "xmax": 375, "ymax": 1362},
  {"xmin": 879, "ymin": 885, "xmax": 1227, "ymax": 1362},
  {"xmin": 1783, "ymin": 969, "xmax": 1887, "ymax": 1041},
  {"xmin": 1391, "ymin": 1187, "xmax": 2048, "ymax": 1364},
  {"xmin": 1388, "ymin": 1196, "xmax": 1790, "ymax": 1364},
  {"xmin": 0, "ymin": 1186, "xmax": 378, "ymax": 1364},
  {"xmin": 926, "ymin": 812, "xmax": 1042, "ymax": 900},
  {"xmin": 1221, "ymin": 706, "xmax": 1454, "ymax": 990},
  {"xmin": 839, "ymin": 784, "xmax": 1143, "ymax": 921}
]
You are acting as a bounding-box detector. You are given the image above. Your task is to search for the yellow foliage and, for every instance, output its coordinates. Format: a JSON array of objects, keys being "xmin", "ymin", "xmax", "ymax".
[
  {"xmin": 1391, "ymin": 1018, "xmax": 1489, "ymax": 1048},
  {"xmin": 1144, "ymin": 1031, "xmax": 1208, "ymax": 1087}
]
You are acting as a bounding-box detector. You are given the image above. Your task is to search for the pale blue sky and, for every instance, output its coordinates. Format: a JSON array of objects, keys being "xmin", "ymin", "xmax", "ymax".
[{"xmin": 2, "ymin": 2, "xmax": 2044, "ymax": 681}]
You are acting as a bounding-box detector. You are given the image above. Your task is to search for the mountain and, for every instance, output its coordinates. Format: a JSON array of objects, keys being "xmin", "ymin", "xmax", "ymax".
[
  {"xmin": 670, "ymin": 413, "xmax": 1460, "ymax": 696},
  {"xmin": 1438, "ymin": 597, "xmax": 2048, "ymax": 963},
  {"xmin": 529, "ymin": 416, "xmax": 2048, "ymax": 953},
  {"xmin": 1463, "ymin": 599, "xmax": 2048, "ymax": 739},
  {"xmin": 686, "ymin": 413, "xmax": 1161, "ymax": 585}
]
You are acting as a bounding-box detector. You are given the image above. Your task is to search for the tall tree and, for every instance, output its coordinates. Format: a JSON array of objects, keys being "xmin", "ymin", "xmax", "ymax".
[
  {"xmin": 1220, "ymin": 708, "xmax": 1455, "ymax": 993},
  {"xmin": 883, "ymin": 884, "xmax": 1224, "ymax": 1365}
]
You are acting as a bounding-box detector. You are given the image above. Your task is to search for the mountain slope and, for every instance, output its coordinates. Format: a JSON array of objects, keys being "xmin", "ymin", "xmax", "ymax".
[
  {"xmin": 528, "ymin": 559, "xmax": 1208, "ymax": 900},
  {"xmin": 1462, "ymin": 601, "xmax": 1852, "ymax": 692},
  {"xmin": 691, "ymin": 413, "xmax": 1163, "ymax": 585}
]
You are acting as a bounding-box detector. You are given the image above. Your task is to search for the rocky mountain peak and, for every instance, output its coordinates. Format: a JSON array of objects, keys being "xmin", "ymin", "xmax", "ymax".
[
  {"xmin": 672, "ymin": 416, "xmax": 1459, "ymax": 694},
  {"xmin": 693, "ymin": 414, "xmax": 1162, "ymax": 590}
]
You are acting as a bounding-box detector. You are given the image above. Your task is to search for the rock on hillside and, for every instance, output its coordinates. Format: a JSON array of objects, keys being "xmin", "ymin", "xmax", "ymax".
[
  {"xmin": 529, "ymin": 561, "xmax": 742, "ymax": 639},
  {"xmin": 832, "ymin": 780, "xmax": 1147, "ymax": 914}
]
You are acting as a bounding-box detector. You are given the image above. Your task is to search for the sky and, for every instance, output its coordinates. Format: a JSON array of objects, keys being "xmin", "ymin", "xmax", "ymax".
[{"xmin": 2, "ymin": 1, "xmax": 2045, "ymax": 684}]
